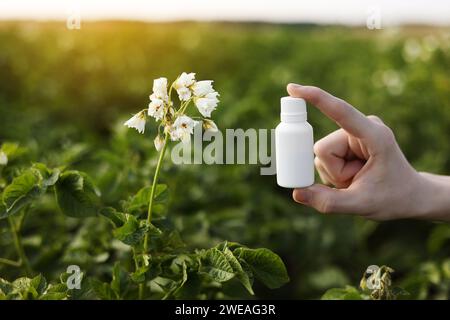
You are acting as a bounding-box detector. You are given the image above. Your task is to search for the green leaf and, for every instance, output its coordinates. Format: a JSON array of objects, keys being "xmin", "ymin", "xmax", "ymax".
[
  {"xmin": 40, "ymin": 283, "xmax": 68, "ymax": 300},
  {"xmin": 11, "ymin": 276, "xmax": 49, "ymax": 299},
  {"xmin": 223, "ymin": 247, "xmax": 254, "ymax": 295},
  {"xmin": 2, "ymin": 169, "xmax": 42, "ymax": 218},
  {"xmin": 147, "ymin": 223, "xmax": 163, "ymax": 236},
  {"xmin": 112, "ymin": 215, "xmax": 148, "ymax": 246},
  {"xmin": 215, "ymin": 241, "xmax": 244, "ymax": 251},
  {"xmin": 99, "ymin": 207, "xmax": 126, "ymax": 227},
  {"xmin": 173, "ymin": 272, "xmax": 201, "ymax": 299},
  {"xmin": 130, "ymin": 266, "xmax": 149, "ymax": 283},
  {"xmin": 32, "ymin": 163, "xmax": 60, "ymax": 187},
  {"xmin": 31, "ymin": 274, "xmax": 48, "ymax": 296},
  {"xmin": 153, "ymin": 230, "xmax": 185, "ymax": 252},
  {"xmin": 0, "ymin": 278, "xmax": 13, "ymax": 296},
  {"xmin": 0, "ymin": 142, "xmax": 27, "ymax": 162},
  {"xmin": 40, "ymin": 291, "xmax": 68, "ymax": 300},
  {"xmin": 234, "ymin": 247, "xmax": 289, "ymax": 289},
  {"xmin": 89, "ymin": 279, "xmax": 114, "ymax": 300},
  {"xmin": 168, "ymin": 261, "xmax": 189, "ymax": 299},
  {"xmin": 12, "ymin": 277, "xmax": 34, "ymax": 297},
  {"xmin": 111, "ymin": 262, "xmax": 129, "ymax": 299},
  {"xmin": 322, "ymin": 286, "xmax": 363, "ymax": 300},
  {"xmin": 200, "ymin": 248, "xmax": 235, "ymax": 282},
  {"xmin": 0, "ymin": 203, "xmax": 8, "ymax": 220},
  {"xmin": 125, "ymin": 186, "xmax": 150, "ymax": 214},
  {"xmin": 125, "ymin": 184, "xmax": 168, "ymax": 217},
  {"xmin": 154, "ymin": 184, "xmax": 169, "ymax": 202},
  {"xmin": 55, "ymin": 171, "xmax": 100, "ymax": 218}
]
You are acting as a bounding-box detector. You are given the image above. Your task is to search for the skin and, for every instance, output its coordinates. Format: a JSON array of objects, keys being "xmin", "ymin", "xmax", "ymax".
[{"xmin": 287, "ymin": 83, "xmax": 450, "ymax": 222}]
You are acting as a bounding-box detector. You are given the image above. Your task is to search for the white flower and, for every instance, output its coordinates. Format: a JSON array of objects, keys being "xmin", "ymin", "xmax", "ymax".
[
  {"xmin": 192, "ymin": 80, "xmax": 214, "ymax": 97},
  {"xmin": 202, "ymin": 119, "xmax": 218, "ymax": 133},
  {"xmin": 170, "ymin": 115, "xmax": 198, "ymax": 143},
  {"xmin": 154, "ymin": 135, "xmax": 165, "ymax": 152},
  {"xmin": 195, "ymin": 92, "xmax": 219, "ymax": 117},
  {"xmin": 124, "ymin": 111, "xmax": 146, "ymax": 134},
  {"xmin": 151, "ymin": 77, "xmax": 168, "ymax": 101},
  {"xmin": 148, "ymin": 98, "xmax": 164, "ymax": 121},
  {"xmin": 176, "ymin": 86, "xmax": 191, "ymax": 101},
  {"xmin": 174, "ymin": 72, "xmax": 196, "ymax": 101},
  {"xmin": 0, "ymin": 151, "xmax": 7, "ymax": 166},
  {"xmin": 174, "ymin": 72, "xmax": 196, "ymax": 89}
]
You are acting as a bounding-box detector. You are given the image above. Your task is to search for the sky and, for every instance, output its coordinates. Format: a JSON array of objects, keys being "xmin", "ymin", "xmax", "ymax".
[{"xmin": 0, "ymin": 0, "xmax": 449, "ymax": 25}]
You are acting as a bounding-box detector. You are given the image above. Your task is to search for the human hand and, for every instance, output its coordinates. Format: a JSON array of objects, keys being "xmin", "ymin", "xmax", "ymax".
[{"xmin": 287, "ymin": 83, "xmax": 434, "ymax": 221}]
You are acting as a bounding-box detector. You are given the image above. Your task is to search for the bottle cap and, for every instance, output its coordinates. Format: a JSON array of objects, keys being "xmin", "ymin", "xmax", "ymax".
[{"xmin": 280, "ymin": 96, "xmax": 307, "ymax": 121}]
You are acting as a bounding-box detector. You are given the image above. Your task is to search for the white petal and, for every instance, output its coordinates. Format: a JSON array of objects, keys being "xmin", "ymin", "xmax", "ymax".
[
  {"xmin": 205, "ymin": 91, "xmax": 220, "ymax": 101},
  {"xmin": 154, "ymin": 135, "xmax": 165, "ymax": 151},
  {"xmin": 175, "ymin": 72, "xmax": 196, "ymax": 89},
  {"xmin": 172, "ymin": 115, "xmax": 198, "ymax": 142},
  {"xmin": 124, "ymin": 112, "xmax": 146, "ymax": 134},
  {"xmin": 152, "ymin": 77, "xmax": 168, "ymax": 101},
  {"xmin": 177, "ymin": 87, "xmax": 192, "ymax": 101},
  {"xmin": 192, "ymin": 80, "xmax": 214, "ymax": 97},
  {"xmin": 195, "ymin": 97, "xmax": 217, "ymax": 117},
  {"xmin": 169, "ymin": 128, "xmax": 181, "ymax": 141},
  {"xmin": 148, "ymin": 100, "xmax": 164, "ymax": 121}
]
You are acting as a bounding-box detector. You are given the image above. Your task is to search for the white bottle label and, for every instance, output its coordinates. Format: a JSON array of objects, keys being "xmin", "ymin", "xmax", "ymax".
[{"xmin": 275, "ymin": 124, "xmax": 314, "ymax": 188}]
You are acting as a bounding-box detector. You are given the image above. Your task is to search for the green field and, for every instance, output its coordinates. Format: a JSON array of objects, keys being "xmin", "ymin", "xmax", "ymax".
[{"xmin": 0, "ymin": 21, "xmax": 449, "ymax": 299}]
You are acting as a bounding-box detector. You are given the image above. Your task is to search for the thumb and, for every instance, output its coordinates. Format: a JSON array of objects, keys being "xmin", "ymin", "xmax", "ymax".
[{"xmin": 293, "ymin": 184, "xmax": 358, "ymax": 214}]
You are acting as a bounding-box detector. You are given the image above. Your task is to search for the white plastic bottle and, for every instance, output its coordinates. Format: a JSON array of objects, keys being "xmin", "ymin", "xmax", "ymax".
[{"xmin": 275, "ymin": 97, "xmax": 315, "ymax": 188}]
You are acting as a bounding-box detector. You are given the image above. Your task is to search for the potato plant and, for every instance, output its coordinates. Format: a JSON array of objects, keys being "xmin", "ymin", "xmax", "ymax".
[
  {"xmin": 1, "ymin": 22, "xmax": 449, "ymax": 300},
  {"xmin": 0, "ymin": 73, "xmax": 290, "ymax": 300}
]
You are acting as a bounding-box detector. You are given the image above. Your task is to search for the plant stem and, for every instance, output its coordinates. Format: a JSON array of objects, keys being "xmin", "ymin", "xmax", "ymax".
[
  {"xmin": 139, "ymin": 132, "xmax": 169, "ymax": 299},
  {"xmin": 132, "ymin": 248, "xmax": 139, "ymax": 270},
  {"xmin": 138, "ymin": 282, "xmax": 144, "ymax": 300},
  {"xmin": 175, "ymin": 99, "xmax": 191, "ymax": 118},
  {"xmin": 8, "ymin": 216, "xmax": 32, "ymax": 276},
  {"xmin": 132, "ymin": 248, "xmax": 144, "ymax": 300},
  {"xmin": 143, "ymin": 132, "xmax": 170, "ymax": 252},
  {"xmin": 0, "ymin": 257, "xmax": 22, "ymax": 267}
]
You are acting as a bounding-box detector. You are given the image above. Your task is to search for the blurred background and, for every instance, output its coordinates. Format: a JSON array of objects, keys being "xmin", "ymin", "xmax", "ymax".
[{"xmin": 0, "ymin": 0, "xmax": 449, "ymax": 299}]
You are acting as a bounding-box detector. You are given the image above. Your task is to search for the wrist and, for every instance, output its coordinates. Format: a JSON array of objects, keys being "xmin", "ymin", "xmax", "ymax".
[{"xmin": 413, "ymin": 172, "xmax": 450, "ymax": 222}]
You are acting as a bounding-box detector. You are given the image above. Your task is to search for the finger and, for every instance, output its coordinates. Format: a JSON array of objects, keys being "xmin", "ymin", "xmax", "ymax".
[
  {"xmin": 287, "ymin": 84, "xmax": 377, "ymax": 140},
  {"xmin": 314, "ymin": 157, "xmax": 332, "ymax": 185},
  {"xmin": 314, "ymin": 129, "xmax": 349, "ymax": 160},
  {"xmin": 367, "ymin": 115, "xmax": 384, "ymax": 125},
  {"xmin": 314, "ymin": 130, "xmax": 365, "ymax": 183},
  {"xmin": 292, "ymin": 184, "xmax": 362, "ymax": 214},
  {"xmin": 315, "ymin": 156, "xmax": 362, "ymax": 188},
  {"xmin": 348, "ymin": 135, "xmax": 367, "ymax": 160}
]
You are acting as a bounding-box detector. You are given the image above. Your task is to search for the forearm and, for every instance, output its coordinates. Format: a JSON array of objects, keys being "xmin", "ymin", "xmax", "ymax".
[{"xmin": 416, "ymin": 172, "xmax": 450, "ymax": 222}]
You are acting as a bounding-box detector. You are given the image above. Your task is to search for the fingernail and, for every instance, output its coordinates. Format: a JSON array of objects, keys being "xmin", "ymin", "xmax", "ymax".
[
  {"xmin": 287, "ymin": 83, "xmax": 302, "ymax": 90},
  {"xmin": 293, "ymin": 188, "xmax": 311, "ymax": 204}
]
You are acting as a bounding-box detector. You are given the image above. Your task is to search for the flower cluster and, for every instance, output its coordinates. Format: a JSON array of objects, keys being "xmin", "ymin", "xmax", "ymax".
[{"xmin": 124, "ymin": 72, "xmax": 220, "ymax": 151}]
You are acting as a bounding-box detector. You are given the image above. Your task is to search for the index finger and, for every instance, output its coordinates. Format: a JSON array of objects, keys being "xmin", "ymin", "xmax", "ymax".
[{"xmin": 287, "ymin": 83, "xmax": 376, "ymax": 140}]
